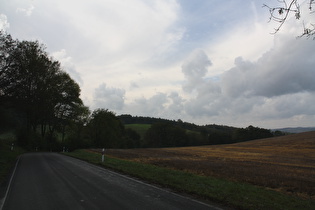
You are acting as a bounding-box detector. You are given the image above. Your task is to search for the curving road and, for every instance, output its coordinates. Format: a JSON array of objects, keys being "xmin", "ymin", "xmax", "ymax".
[{"xmin": 1, "ymin": 153, "xmax": 220, "ymax": 210}]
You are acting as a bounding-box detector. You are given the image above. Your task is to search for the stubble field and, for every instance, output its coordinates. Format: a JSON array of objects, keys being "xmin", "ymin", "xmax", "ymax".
[{"xmin": 103, "ymin": 131, "xmax": 315, "ymax": 199}]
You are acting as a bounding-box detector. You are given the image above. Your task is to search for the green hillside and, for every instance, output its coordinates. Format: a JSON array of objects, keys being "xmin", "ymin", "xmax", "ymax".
[{"xmin": 125, "ymin": 124, "xmax": 151, "ymax": 140}]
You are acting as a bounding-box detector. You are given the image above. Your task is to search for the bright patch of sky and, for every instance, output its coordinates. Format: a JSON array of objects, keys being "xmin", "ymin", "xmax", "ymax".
[{"xmin": 1, "ymin": 0, "xmax": 315, "ymax": 128}]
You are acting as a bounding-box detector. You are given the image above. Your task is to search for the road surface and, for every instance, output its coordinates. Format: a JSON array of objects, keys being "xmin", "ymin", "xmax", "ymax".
[{"xmin": 1, "ymin": 153, "xmax": 221, "ymax": 210}]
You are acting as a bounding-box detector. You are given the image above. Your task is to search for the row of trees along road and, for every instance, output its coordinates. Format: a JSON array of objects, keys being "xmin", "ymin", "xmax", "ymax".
[
  {"xmin": 0, "ymin": 31, "xmax": 141, "ymax": 151},
  {"xmin": 0, "ymin": 31, "xmax": 88, "ymax": 150}
]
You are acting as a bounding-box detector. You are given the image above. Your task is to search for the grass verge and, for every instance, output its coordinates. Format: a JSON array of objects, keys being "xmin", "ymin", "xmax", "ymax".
[
  {"xmin": 0, "ymin": 143, "xmax": 25, "ymax": 185},
  {"xmin": 66, "ymin": 149, "xmax": 315, "ymax": 210}
]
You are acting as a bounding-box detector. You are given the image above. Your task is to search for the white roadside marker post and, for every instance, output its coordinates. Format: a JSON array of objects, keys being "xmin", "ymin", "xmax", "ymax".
[{"xmin": 101, "ymin": 148, "xmax": 105, "ymax": 162}]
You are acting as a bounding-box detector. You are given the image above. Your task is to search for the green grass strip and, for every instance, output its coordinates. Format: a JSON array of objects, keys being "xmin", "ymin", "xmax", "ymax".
[
  {"xmin": 66, "ymin": 149, "xmax": 315, "ymax": 210},
  {"xmin": 0, "ymin": 145, "xmax": 25, "ymax": 184}
]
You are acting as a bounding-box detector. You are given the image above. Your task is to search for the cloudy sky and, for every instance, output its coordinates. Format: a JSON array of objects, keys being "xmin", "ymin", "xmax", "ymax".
[{"xmin": 1, "ymin": 0, "xmax": 315, "ymax": 128}]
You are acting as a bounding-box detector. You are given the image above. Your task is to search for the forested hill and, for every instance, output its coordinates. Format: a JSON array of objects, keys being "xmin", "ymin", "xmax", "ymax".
[
  {"xmin": 117, "ymin": 114, "xmax": 281, "ymax": 145},
  {"xmin": 272, "ymin": 127, "xmax": 315, "ymax": 133},
  {"xmin": 118, "ymin": 114, "xmax": 235, "ymax": 133}
]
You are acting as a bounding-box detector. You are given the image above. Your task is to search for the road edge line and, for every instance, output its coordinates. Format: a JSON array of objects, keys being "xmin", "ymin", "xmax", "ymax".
[
  {"xmin": 0, "ymin": 156, "xmax": 20, "ymax": 210},
  {"xmin": 63, "ymin": 154, "xmax": 224, "ymax": 210}
]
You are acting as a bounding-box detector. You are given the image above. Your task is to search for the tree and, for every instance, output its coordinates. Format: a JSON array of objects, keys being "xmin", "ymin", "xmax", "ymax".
[
  {"xmin": 50, "ymin": 71, "xmax": 83, "ymax": 142},
  {"xmin": 124, "ymin": 128, "xmax": 141, "ymax": 148},
  {"xmin": 264, "ymin": 0, "xmax": 315, "ymax": 38},
  {"xmin": 65, "ymin": 104, "xmax": 91, "ymax": 150},
  {"xmin": 88, "ymin": 109, "xmax": 124, "ymax": 148},
  {"xmin": 0, "ymin": 31, "xmax": 17, "ymax": 96},
  {"xmin": 3, "ymin": 39, "xmax": 55, "ymax": 133},
  {"xmin": 232, "ymin": 125, "xmax": 273, "ymax": 142},
  {"xmin": 208, "ymin": 131, "xmax": 232, "ymax": 145},
  {"xmin": 144, "ymin": 122, "xmax": 188, "ymax": 147},
  {"xmin": 0, "ymin": 31, "xmax": 84, "ymax": 149}
]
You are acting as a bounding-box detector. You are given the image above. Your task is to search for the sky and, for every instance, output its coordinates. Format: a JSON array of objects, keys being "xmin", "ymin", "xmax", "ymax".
[{"xmin": 1, "ymin": 0, "xmax": 315, "ymax": 129}]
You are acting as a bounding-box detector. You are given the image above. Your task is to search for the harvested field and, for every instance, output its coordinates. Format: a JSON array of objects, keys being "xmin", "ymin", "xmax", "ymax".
[{"xmin": 101, "ymin": 131, "xmax": 315, "ymax": 199}]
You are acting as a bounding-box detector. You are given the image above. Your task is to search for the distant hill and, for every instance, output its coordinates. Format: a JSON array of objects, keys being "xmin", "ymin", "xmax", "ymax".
[
  {"xmin": 118, "ymin": 114, "xmax": 280, "ymax": 146},
  {"xmin": 272, "ymin": 127, "xmax": 315, "ymax": 133},
  {"xmin": 118, "ymin": 114, "xmax": 236, "ymax": 133}
]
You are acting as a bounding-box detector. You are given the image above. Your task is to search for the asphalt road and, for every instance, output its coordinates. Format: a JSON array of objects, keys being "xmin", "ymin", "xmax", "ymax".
[{"xmin": 1, "ymin": 153, "xmax": 221, "ymax": 210}]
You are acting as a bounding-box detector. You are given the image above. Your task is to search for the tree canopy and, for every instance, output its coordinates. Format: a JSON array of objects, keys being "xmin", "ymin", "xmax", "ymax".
[
  {"xmin": 88, "ymin": 109, "xmax": 124, "ymax": 148},
  {"xmin": 0, "ymin": 31, "xmax": 83, "ymax": 149}
]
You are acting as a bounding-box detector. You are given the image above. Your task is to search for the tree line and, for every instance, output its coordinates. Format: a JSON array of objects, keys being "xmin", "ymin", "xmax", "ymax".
[
  {"xmin": 0, "ymin": 32, "xmax": 145, "ymax": 151},
  {"xmin": 143, "ymin": 123, "xmax": 282, "ymax": 147},
  {"xmin": 119, "ymin": 115, "xmax": 285, "ymax": 147},
  {"xmin": 0, "ymin": 31, "xmax": 285, "ymax": 151}
]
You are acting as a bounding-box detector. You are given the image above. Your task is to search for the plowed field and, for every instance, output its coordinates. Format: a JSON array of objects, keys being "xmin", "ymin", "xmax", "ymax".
[{"xmin": 99, "ymin": 131, "xmax": 315, "ymax": 199}]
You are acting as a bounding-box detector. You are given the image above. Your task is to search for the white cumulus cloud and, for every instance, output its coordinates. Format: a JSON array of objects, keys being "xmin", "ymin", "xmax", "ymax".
[
  {"xmin": 16, "ymin": 5, "xmax": 35, "ymax": 17},
  {"xmin": 0, "ymin": 14, "xmax": 10, "ymax": 30},
  {"xmin": 93, "ymin": 83, "xmax": 126, "ymax": 111}
]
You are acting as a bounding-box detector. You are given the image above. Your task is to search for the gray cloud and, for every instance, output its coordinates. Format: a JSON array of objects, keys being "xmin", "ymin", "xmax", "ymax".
[
  {"xmin": 181, "ymin": 49, "xmax": 212, "ymax": 92},
  {"xmin": 129, "ymin": 81, "xmax": 139, "ymax": 89},
  {"xmin": 125, "ymin": 92, "xmax": 187, "ymax": 120},
  {"xmin": 221, "ymin": 57, "xmax": 255, "ymax": 97},
  {"xmin": 128, "ymin": 93, "xmax": 168, "ymax": 117},
  {"xmin": 222, "ymin": 38, "xmax": 315, "ymax": 98},
  {"xmin": 3, "ymin": 0, "xmax": 314, "ymax": 128},
  {"xmin": 93, "ymin": 83, "xmax": 125, "ymax": 110},
  {"xmin": 253, "ymin": 92, "xmax": 315, "ymax": 120},
  {"xmin": 179, "ymin": 34, "xmax": 315, "ymax": 126},
  {"xmin": 164, "ymin": 92, "xmax": 186, "ymax": 119}
]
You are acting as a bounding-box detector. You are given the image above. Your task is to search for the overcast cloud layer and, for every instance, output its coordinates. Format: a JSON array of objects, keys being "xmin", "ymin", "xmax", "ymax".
[{"xmin": 1, "ymin": 0, "xmax": 314, "ymax": 128}]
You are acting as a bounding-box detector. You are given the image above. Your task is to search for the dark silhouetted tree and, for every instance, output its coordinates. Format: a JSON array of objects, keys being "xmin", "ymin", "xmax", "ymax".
[
  {"xmin": 124, "ymin": 128, "xmax": 141, "ymax": 148},
  {"xmin": 88, "ymin": 109, "xmax": 124, "ymax": 148},
  {"xmin": 0, "ymin": 31, "xmax": 84, "ymax": 149},
  {"xmin": 145, "ymin": 122, "xmax": 188, "ymax": 147},
  {"xmin": 65, "ymin": 104, "xmax": 90, "ymax": 150},
  {"xmin": 232, "ymin": 125, "xmax": 273, "ymax": 142}
]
